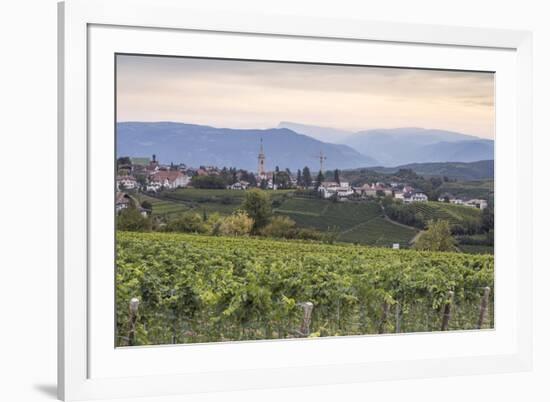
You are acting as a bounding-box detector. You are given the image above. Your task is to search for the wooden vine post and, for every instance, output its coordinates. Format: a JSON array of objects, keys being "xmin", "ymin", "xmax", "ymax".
[
  {"xmin": 128, "ymin": 297, "xmax": 140, "ymax": 346},
  {"xmin": 299, "ymin": 302, "xmax": 314, "ymax": 337},
  {"xmin": 477, "ymin": 287, "xmax": 491, "ymax": 329},
  {"xmin": 378, "ymin": 301, "xmax": 390, "ymax": 334},
  {"xmin": 395, "ymin": 302, "xmax": 402, "ymax": 333},
  {"xmin": 440, "ymin": 291, "xmax": 454, "ymax": 331}
]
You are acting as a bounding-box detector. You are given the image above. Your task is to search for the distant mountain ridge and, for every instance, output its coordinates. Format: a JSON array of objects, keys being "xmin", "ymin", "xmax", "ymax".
[
  {"xmin": 346, "ymin": 128, "xmax": 493, "ymax": 166},
  {"xmin": 278, "ymin": 123, "xmax": 494, "ymax": 167},
  {"xmin": 117, "ymin": 121, "xmax": 378, "ymax": 171},
  {"xmin": 370, "ymin": 160, "xmax": 494, "ymax": 181},
  {"xmin": 117, "ymin": 122, "xmax": 494, "ymax": 170}
]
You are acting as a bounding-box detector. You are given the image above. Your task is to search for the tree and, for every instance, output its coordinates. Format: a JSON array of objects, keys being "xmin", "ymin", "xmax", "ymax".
[
  {"xmin": 246, "ymin": 172, "xmax": 257, "ymax": 187},
  {"xmin": 117, "ymin": 156, "xmax": 132, "ymax": 170},
  {"xmin": 241, "ymin": 189, "xmax": 272, "ymax": 231},
  {"xmin": 274, "ymin": 171, "xmax": 291, "ymax": 189},
  {"xmin": 413, "ymin": 220, "xmax": 457, "ymax": 252},
  {"xmin": 296, "ymin": 169, "xmax": 302, "ymax": 187},
  {"xmin": 165, "ymin": 212, "xmax": 206, "ymax": 233},
  {"xmin": 481, "ymin": 206, "xmax": 494, "ymax": 233},
  {"xmin": 302, "ymin": 166, "xmax": 312, "ymax": 188},
  {"xmin": 117, "ymin": 207, "xmax": 151, "ymax": 232},
  {"xmin": 218, "ymin": 211, "xmax": 254, "ymax": 236},
  {"xmin": 314, "ymin": 171, "xmax": 325, "ymax": 190},
  {"xmin": 334, "ymin": 169, "xmax": 341, "ymax": 184},
  {"xmin": 260, "ymin": 216, "xmax": 296, "ymax": 238},
  {"xmin": 140, "ymin": 200, "xmax": 153, "ymax": 213},
  {"xmin": 191, "ymin": 175, "xmax": 227, "ymax": 189}
]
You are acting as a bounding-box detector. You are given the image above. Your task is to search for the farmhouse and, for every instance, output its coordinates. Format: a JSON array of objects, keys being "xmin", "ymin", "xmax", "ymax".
[
  {"xmin": 149, "ymin": 170, "xmax": 189, "ymax": 190},
  {"xmin": 115, "ymin": 192, "xmax": 133, "ymax": 212}
]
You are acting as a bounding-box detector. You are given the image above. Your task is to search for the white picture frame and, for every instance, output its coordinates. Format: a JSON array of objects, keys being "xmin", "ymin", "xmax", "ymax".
[{"xmin": 58, "ymin": 0, "xmax": 533, "ymax": 400}]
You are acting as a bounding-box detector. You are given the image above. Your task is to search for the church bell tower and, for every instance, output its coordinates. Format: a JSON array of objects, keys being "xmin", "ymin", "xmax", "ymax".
[{"xmin": 258, "ymin": 139, "xmax": 266, "ymax": 178}]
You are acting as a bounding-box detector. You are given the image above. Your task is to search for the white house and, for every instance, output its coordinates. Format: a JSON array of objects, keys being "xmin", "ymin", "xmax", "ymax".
[
  {"xmin": 228, "ymin": 181, "xmax": 249, "ymax": 190},
  {"xmin": 318, "ymin": 184, "xmax": 355, "ymax": 199},
  {"xmin": 116, "ymin": 175, "xmax": 138, "ymax": 190},
  {"xmin": 404, "ymin": 192, "xmax": 428, "ymax": 203}
]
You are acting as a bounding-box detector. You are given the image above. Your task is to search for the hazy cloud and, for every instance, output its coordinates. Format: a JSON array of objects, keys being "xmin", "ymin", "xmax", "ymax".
[{"xmin": 116, "ymin": 55, "xmax": 495, "ymax": 139}]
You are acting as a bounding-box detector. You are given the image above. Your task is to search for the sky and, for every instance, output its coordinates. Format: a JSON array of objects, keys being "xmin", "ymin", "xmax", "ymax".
[{"xmin": 116, "ymin": 54, "xmax": 495, "ymax": 140}]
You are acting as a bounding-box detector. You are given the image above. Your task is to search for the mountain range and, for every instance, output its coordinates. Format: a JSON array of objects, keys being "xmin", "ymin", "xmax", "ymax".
[
  {"xmin": 118, "ymin": 121, "xmax": 494, "ymax": 170},
  {"xmin": 278, "ymin": 123, "xmax": 494, "ymax": 167},
  {"xmin": 370, "ymin": 160, "xmax": 494, "ymax": 181},
  {"xmin": 117, "ymin": 122, "xmax": 377, "ymax": 171}
]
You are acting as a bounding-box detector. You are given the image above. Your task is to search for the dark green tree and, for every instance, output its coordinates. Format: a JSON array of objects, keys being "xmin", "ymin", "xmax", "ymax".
[
  {"xmin": 241, "ymin": 189, "xmax": 272, "ymax": 232},
  {"xmin": 140, "ymin": 200, "xmax": 153, "ymax": 213},
  {"xmin": 334, "ymin": 169, "xmax": 341, "ymax": 184},
  {"xmin": 191, "ymin": 175, "xmax": 227, "ymax": 189},
  {"xmin": 274, "ymin": 171, "xmax": 291, "ymax": 189},
  {"xmin": 481, "ymin": 206, "xmax": 494, "ymax": 233},
  {"xmin": 314, "ymin": 171, "xmax": 325, "ymax": 190},
  {"xmin": 117, "ymin": 156, "xmax": 132, "ymax": 170},
  {"xmin": 117, "ymin": 207, "xmax": 152, "ymax": 232},
  {"xmin": 302, "ymin": 166, "xmax": 312, "ymax": 188}
]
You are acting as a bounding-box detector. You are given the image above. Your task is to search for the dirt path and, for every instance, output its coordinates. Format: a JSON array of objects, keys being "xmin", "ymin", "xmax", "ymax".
[{"xmin": 409, "ymin": 230, "xmax": 424, "ymax": 245}]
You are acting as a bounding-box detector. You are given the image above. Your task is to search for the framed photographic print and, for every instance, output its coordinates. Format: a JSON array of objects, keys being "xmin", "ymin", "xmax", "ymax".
[{"xmin": 58, "ymin": 0, "xmax": 533, "ymax": 400}]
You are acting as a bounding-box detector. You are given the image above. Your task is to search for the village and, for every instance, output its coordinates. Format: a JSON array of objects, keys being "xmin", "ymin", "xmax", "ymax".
[{"xmin": 116, "ymin": 141, "xmax": 488, "ymax": 214}]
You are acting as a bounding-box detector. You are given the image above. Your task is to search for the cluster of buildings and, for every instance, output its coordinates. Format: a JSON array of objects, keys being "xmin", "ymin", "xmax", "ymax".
[
  {"xmin": 318, "ymin": 181, "xmax": 487, "ymax": 209},
  {"xmin": 117, "ymin": 155, "xmax": 194, "ymax": 192},
  {"xmin": 318, "ymin": 181, "xmax": 428, "ymax": 203},
  {"xmin": 437, "ymin": 194, "xmax": 488, "ymax": 210}
]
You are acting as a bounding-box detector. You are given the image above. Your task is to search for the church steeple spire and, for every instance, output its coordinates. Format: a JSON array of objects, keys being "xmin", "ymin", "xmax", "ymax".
[{"xmin": 258, "ymin": 138, "xmax": 266, "ymax": 177}]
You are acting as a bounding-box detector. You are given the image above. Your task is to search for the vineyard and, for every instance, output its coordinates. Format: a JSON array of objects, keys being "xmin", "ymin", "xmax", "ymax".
[
  {"xmin": 407, "ymin": 201, "xmax": 482, "ymax": 225},
  {"xmin": 116, "ymin": 231, "xmax": 494, "ymax": 347},
  {"xmin": 274, "ymin": 197, "xmax": 417, "ymax": 247}
]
